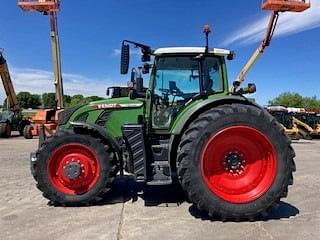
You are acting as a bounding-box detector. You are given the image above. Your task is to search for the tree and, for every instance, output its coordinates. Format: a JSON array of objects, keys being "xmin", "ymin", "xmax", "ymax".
[
  {"xmin": 84, "ymin": 96, "xmax": 104, "ymax": 103},
  {"xmin": 303, "ymin": 96, "xmax": 320, "ymax": 109},
  {"xmin": 17, "ymin": 92, "xmax": 41, "ymax": 109},
  {"xmin": 64, "ymin": 95, "xmax": 71, "ymax": 107},
  {"xmin": 66, "ymin": 94, "xmax": 84, "ymax": 108},
  {"xmin": 63, "ymin": 95, "xmax": 105, "ymax": 108},
  {"xmin": 42, "ymin": 93, "xmax": 56, "ymax": 108},
  {"xmin": 269, "ymin": 92, "xmax": 320, "ymax": 109}
]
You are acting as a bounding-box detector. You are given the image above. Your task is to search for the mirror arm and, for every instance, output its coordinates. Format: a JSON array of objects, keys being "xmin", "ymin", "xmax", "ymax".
[{"xmin": 122, "ymin": 40, "xmax": 152, "ymax": 53}]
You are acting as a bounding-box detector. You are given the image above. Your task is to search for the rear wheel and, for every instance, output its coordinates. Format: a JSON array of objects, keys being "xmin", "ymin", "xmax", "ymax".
[
  {"xmin": 23, "ymin": 125, "xmax": 34, "ymax": 139},
  {"xmin": 177, "ymin": 103, "xmax": 295, "ymax": 220},
  {"xmin": 0, "ymin": 122, "xmax": 11, "ymax": 138},
  {"xmin": 35, "ymin": 131, "xmax": 118, "ymax": 205}
]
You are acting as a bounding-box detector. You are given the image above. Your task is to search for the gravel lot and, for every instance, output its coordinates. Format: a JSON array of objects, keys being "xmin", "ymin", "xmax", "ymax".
[{"xmin": 0, "ymin": 136, "xmax": 319, "ymax": 240}]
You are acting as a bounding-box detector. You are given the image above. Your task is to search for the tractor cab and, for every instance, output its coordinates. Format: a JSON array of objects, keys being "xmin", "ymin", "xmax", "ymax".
[
  {"xmin": 150, "ymin": 47, "xmax": 233, "ymax": 129},
  {"xmin": 304, "ymin": 112, "xmax": 319, "ymax": 130},
  {"xmin": 120, "ymin": 37, "xmax": 244, "ymax": 130}
]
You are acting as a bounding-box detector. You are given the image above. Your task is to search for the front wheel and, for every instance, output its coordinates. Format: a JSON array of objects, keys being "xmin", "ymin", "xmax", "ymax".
[
  {"xmin": 0, "ymin": 122, "xmax": 11, "ymax": 138},
  {"xmin": 177, "ymin": 103, "xmax": 295, "ymax": 220},
  {"xmin": 23, "ymin": 125, "xmax": 34, "ymax": 139},
  {"xmin": 35, "ymin": 131, "xmax": 118, "ymax": 205}
]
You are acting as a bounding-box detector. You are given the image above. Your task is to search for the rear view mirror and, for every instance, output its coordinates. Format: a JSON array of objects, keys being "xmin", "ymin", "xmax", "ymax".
[
  {"xmin": 247, "ymin": 83, "xmax": 256, "ymax": 94},
  {"xmin": 227, "ymin": 51, "xmax": 235, "ymax": 60},
  {"xmin": 142, "ymin": 63, "xmax": 150, "ymax": 74},
  {"xmin": 120, "ymin": 44, "xmax": 130, "ymax": 74}
]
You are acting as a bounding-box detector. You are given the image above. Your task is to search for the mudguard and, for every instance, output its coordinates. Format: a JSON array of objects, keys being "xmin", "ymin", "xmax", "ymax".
[{"xmin": 70, "ymin": 121, "xmax": 123, "ymax": 165}]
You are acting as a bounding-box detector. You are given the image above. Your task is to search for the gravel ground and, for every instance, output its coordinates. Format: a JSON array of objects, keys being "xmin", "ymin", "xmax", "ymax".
[{"xmin": 0, "ymin": 136, "xmax": 319, "ymax": 240}]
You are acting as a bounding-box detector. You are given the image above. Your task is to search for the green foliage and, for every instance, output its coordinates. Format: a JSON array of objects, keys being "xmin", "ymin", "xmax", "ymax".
[
  {"xmin": 17, "ymin": 92, "xmax": 41, "ymax": 109},
  {"xmin": 269, "ymin": 92, "xmax": 320, "ymax": 109},
  {"xmin": 86, "ymin": 96, "xmax": 104, "ymax": 102},
  {"xmin": 67, "ymin": 94, "xmax": 84, "ymax": 108},
  {"xmin": 42, "ymin": 93, "xmax": 56, "ymax": 108},
  {"xmin": 64, "ymin": 95, "xmax": 71, "ymax": 106},
  {"xmin": 2, "ymin": 91, "xmax": 104, "ymax": 110},
  {"xmin": 64, "ymin": 95, "xmax": 104, "ymax": 108},
  {"xmin": 42, "ymin": 93, "xmax": 74, "ymax": 108}
]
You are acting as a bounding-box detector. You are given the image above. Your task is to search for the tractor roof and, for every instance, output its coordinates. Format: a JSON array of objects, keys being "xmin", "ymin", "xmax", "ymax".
[{"xmin": 154, "ymin": 47, "xmax": 232, "ymax": 57}]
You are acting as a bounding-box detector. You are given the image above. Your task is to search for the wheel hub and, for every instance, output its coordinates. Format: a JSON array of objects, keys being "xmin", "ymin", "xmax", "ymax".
[
  {"xmin": 224, "ymin": 152, "xmax": 244, "ymax": 172},
  {"xmin": 64, "ymin": 161, "xmax": 82, "ymax": 180}
]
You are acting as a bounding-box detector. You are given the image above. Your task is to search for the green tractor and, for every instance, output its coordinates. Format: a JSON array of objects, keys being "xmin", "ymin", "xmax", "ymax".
[{"xmin": 31, "ymin": 25, "xmax": 296, "ymax": 219}]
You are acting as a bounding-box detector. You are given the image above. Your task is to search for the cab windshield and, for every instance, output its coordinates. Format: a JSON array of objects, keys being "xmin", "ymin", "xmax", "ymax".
[
  {"xmin": 306, "ymin": 114, "xmax": 318, "ymax": 129},
  {"xmin": 151, "ymin": 55, "xmax": 223, "ymax": 129},
  {"xmin": 153, "ymin": 56, "xmax": 223, "ymax": 101}
]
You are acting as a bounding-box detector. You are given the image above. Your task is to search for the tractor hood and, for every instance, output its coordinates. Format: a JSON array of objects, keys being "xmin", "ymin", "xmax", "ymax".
[
  {"xmin": 59, "ymin": 97, "xmax": 144, "ymax": 139},
  {"xmin": 88, "ymin": 97, "xmax": 144, "ymax": 110}
]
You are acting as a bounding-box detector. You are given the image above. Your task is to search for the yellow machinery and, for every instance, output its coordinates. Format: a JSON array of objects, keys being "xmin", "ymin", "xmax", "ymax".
[
  {"xmin": 288, "ymin": 108, "xmax": 316, "ymax": 139},
  {"xmin": 267, "ymin": 106, "xmax": 299, "ymax": 140},
  {"xmin": 292, "ymin": 117, "xmax": 313, "ymax": 140}
]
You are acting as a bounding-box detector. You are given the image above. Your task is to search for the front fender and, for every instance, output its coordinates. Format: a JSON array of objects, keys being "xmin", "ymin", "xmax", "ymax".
[{"xmin": 70, "ymin": 121, "xmax": 122, "ymax": 161}]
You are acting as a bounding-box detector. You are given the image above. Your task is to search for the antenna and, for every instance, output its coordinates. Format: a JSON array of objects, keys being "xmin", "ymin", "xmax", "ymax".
[{"xmin": 203, "ymin": 24, "xmax": 211, "ymax": 53}]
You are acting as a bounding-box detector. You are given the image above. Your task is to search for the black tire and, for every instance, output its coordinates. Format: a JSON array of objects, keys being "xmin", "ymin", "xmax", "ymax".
[
  {"xmin": 0, "ymin": 122, "xmax": 11, "ymax": 138},
  {"xmin": 35, "ymin": 131, "xmax": 118, "ymax": 205},
  {"xmin": 23, "ymin": 125, "xmax": 34, "ymax": 139},
  {"xmin": 177, "ymin": 103, "xmax": 295, "ymax": 220}
]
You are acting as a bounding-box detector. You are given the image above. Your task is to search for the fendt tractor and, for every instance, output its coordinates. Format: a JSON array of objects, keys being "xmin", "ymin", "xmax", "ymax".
[{"xmin": 30, "ymin": 0, "xmax": 309, "ymax": 220}]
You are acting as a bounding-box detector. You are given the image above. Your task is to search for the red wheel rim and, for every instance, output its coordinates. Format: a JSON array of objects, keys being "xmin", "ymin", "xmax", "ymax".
[
  {"xmin": 201, "ymin": 126, "xmax": 277, "ymax": 204},
  {"xmin": 48, "ymin": 144, "xmax": 101, "ymax": 195}
]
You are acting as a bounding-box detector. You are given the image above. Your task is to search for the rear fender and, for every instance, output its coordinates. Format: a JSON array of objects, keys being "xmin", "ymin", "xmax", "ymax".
[{"xmin": 169, "ymin": 96, "xmax": 264, "ymax": 171}]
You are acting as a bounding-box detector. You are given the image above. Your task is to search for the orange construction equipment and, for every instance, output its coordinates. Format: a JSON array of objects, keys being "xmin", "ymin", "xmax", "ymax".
[
  {"xmin": 17, "ymin": 0, "xmax": 60, "ymax": 13},
  {"xmin": 262, "ymin": 0, "xmax": 311, "ymax": 12},
  {"xmin": 24, "ymin": 109, "xmax": 63, "ymax": 138},
  {"xmin": 18, "ymin": 0, "xmax": 64, "ymax": 139},
  {"xmin": 232, "ymin": 0, "xmax": 310, "ymax": 93}
]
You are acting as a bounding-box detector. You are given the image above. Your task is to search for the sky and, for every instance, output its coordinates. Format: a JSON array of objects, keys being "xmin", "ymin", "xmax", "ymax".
[{"xmin": 0, "ymin": 0, "xmax": 319, "ymax": 105}]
